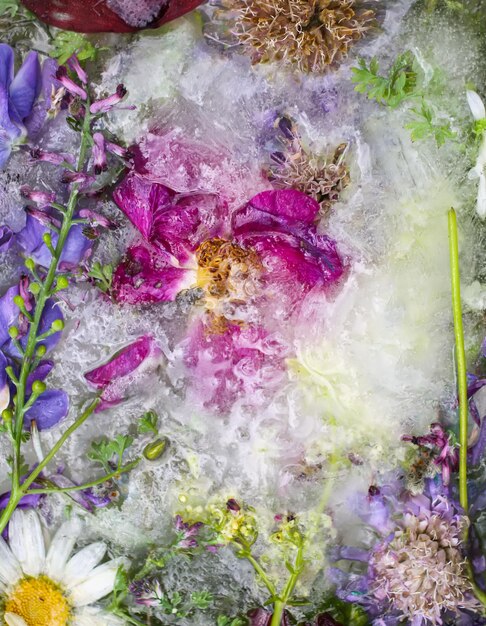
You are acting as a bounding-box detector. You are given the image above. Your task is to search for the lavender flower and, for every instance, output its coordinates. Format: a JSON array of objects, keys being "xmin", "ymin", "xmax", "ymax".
[
  {"xmin": 174, "ymin": 514, "xmax": 203, "ymax": 549},
  {"xmin": 92, "ymin": 132, "xmax": 107, "ymax": 174},
  {"xmin": 403, "ymin": 423, "xmax": 459, "ymax": 487}
]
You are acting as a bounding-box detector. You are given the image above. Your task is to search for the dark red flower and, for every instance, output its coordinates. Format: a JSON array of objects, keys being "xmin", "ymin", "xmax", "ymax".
[{"xmin": 21, "ymin": 0, "xmax": 206, "ymax": 34}]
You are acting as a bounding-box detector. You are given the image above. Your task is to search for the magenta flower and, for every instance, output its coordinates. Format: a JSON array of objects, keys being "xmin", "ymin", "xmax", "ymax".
[
  {"xmin": 112, "ymin": 172, "xmax": 344, "ymax": 310},
  {"xmin": 90, "ymin": 84, "xmax": 127, "ymax": 115},
  {"xmin": 84, "ymin": 335, "xmax": 161, "ymax": 410}
]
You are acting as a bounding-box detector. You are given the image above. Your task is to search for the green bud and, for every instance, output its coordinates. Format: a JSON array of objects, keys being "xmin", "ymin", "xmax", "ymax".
[
  {"xmin": 31, "ymin": 380, "xmax": 46, "ymax": 395},
  {"xmin": 56, "ymin": 276, "xmax": 69, "ymax": 290},
  {"xmin": 29, "ymin": 283, "xmax": 41, "ymax": 296},
  {"xmin": 143, "ymin": 438, "xmax": 168, "ymax": 461},
  {"xmin": 2, "ymin": 409, "xmax": 12, "ymax": 423},
  {"xmin": 13, "ymin": 295, "xmax": 24, "ymax": 309},
  {"xmin": 8, "ymin": 326, "xmax": 18, "ymax": 339},
  {"xmin": 42, "ymin": 232, "xmax": 52, "ymax": 246},
  {"xmin": 36, "ymin": 344, "xmax": 47, "ymax": 357},
  {"xmin": 24, "ymin": 258, "xmax": 35, "ymax": 271},
  {"xmin": 51, "ymin": 319, "xmax": 65, "ymax": 332}
]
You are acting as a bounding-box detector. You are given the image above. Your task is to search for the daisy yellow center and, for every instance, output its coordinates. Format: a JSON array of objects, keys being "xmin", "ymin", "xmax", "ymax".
[{"xmin": 4, "ymin": 576, "xmax": 71, "ymax": 626}]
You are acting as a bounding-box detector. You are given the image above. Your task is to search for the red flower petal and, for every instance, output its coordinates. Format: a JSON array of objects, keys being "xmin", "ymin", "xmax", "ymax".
[{"xmin": 21, "ymin": 0, "xmax": 205, "ymax": 33}]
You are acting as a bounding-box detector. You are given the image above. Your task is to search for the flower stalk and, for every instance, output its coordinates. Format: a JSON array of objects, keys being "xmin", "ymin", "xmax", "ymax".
[
  {"xmin": 448, "ymin": 207, "xmax": 486, "ymax": 608},
  {"xmin": 0, "ymin": 65, "xmax": 133, "ymax": 534}
]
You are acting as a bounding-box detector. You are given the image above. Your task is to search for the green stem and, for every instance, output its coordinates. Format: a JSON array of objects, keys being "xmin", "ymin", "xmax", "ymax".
[
  {"xmin": 448, "ymin": 208, "xmax": 468, "ymax": 512},
  {"xmin": 111, "ymin": 608, "xmax": 148, "ymax": 626},
  {"xmin": 270, "ymin": 541, "xmax": 305, "ymax": 626},
  {"xmin": 448, "ymin": 208, "xmax": 486, "ymax": 609},
  {"xmin": 244, "ymin": 552, "xmax": 277, "ymax": 598},
  {"xmin": 25, "ymin": 458, "xmax": 140, "ymax": 495}
]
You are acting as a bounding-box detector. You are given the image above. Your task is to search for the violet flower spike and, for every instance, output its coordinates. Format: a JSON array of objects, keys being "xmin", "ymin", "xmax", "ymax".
[
  {"xmin": 20, "ymin": 185, "xmax": 56, "ymax": 208},
  {"xmin": 67, "ymin": 55, "xmax": 88, "ymax": 85},
  {"xmin": 61, "ymin": 171, "xmax": 95, "ymax": 186},
  {"xmin": 92, "ymin": 132, "xmax": 107, "ymax": 174},
  {"xmin": 90, "ymin": 84, "xmax": 127, "ymax": 114},
  {"xmin": 55, "ymin": 66, "xmax": 87, "ymax": 100},
  {"xmin": 106, "ymin": 140, "xmax": 131, "ymax": 159},
  {"xmin": 30, "ymin": 147, "xmax": 75, "ymax": 166}
]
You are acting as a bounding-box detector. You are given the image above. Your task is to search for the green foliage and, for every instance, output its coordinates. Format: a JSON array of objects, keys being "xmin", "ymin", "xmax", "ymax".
[
  {"xmin": 217, "ymin": 616, "xmax": 248, "ymax": 626},
  {"xmin": 310, "ymin": 596, "xmax": 371, "ymax": 626},
  {"xmin": 405, "ymin": 101, "xmax": 456, "ymax": 147},
  {"xmin": 88, "ymin": 434, "xmax": 133, "ymax": 472},
  {"xmin": 87, "ymin": 262, "xmax": 113, "ymax": 293},
  {"xmin": 351, "ymin": 52, "xmax": 417, "ymax": 108},
  {"xmin": 0, "ymin": 0, "xmax": 19, "ymax": 18},
  {"xmin": 138, "ymin": 410, "xmax": 159, "ymax": 435},
  {"xmin": 49, "ymin": 31, "xmax": 99, "ymax": 65},
  {"xmin": 7, "ymin": 454, "xmax": 28, "ymax": 479}
]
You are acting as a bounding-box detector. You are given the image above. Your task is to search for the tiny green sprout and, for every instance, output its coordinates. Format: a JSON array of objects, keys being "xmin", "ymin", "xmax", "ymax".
[
  {"xmin": 56, "ymin": 276, "xmax": 69, "ymax": 290},
  {"xmin": 31, "ymin": 380, "xmax": 47, "ymax": 395},
  {"xmin": 24, "ymin": 258, "xmax": 36, "ymax": 272},
  {"xmin": 143, "ymin": 437, "xmax": 168, "ymax": 461},
  {"xmin": 29, "ymin": 283, "xmax": 40, "ymax": 296},
  {"xmin": 42, "ymin": 232, "xmax": 52, "ymax": 246},
  {"xmin": 51, "ymin": 319, "xmax": 65, "ymax": 332},
  {"xmin": 8, "ymin": 327, "xmax": 18, "ymax": 339},
  {"xmin": 36, "ymin": 345, "xmax": 47, "ymax": 357},
  {"xmin": 13, "ymin": 295, "xmax": 24, "ymax": 309},
  {"xmin": 1, "ymin": 409, "xmax": 13, "ymax": 423}
]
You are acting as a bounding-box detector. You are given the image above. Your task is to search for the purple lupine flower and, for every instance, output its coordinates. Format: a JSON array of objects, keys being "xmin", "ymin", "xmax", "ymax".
[
  {"xmin": 61, "ymin": 170, "xmax": 95, "ymax": 186},
  {"xmin": 55, "ymin": 65, "xmax": 87, "ymax": 100},
  {"xmin": 0, "ymin": 44, "xmax": 42, "ymax": 168},
  {"xmin": 0, "ymin": 283, "xmax": 69, "ymax": 430},
  {"xmin": 90, "ymin": 84, "xmax": 127, "ymax": 114},
  {"xmin": 0, "ymin": 224, "xmax": 13, "ymax": 252},
  {"xmin": 15, "ymin": 209, "xmax": 92, "ymax": 269},
  {"xmin": 78, "ymin": 208, "xmax": 115, "ymax": 229},
  {"xmin": 92, "ymin": 132, "xmax": 107, "ymax": 174},
  {"xmin": 84, "ymin": 335, "xmax": 161, "ymax": 410}
]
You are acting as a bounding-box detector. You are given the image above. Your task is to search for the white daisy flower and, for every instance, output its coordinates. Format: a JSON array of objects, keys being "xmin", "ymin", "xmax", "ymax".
[{"xmin": 0, "ymin": 509, "xmax": 128, "ymax": 626}]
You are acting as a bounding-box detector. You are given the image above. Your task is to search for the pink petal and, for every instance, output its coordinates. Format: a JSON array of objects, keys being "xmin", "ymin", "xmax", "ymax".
[
  {"xmin": 112, "ymin": 244, "xmax": 195, "ymax": 304},
  {"xmin": 85, "ymin": 335, "xmax": 157, "ymax": 387}
]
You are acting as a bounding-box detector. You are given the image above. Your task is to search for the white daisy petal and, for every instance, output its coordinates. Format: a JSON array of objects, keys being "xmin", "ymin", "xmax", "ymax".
[
  {"xmin": 9, "ymin": 509, "xmax": 46, "ymax": 576},
  {"xmin": 467, "ymin": 90, "xmax": 486, "ymax": 121},
  {"xmin": 69, "ymin": 557, "xmax": 129, "ymax": 606},
  {"xmin": 0, "ymin": 534, "xmax": 21, "ymax": 587},
  {"xmin": 45, "ymin": 517, "xmax": 83, "ymax": 581},
  {"xmin": 4, "ymin": 613, "xmax": 28, "ymax": 626},
  {"xmin": 477, "ymin": 173, "xmax": 486, "ymax": 219},
  {"xmin": 63, "ymin": 541, "xmax": 107, "ymax": 588}
]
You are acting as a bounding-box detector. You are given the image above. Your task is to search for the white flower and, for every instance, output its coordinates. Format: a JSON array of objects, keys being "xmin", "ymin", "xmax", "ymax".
[
  {"xmin": 467, "ymin": 90, "xmax": 486, "ymax": 121},
  {"xmin": 0, "ymin": 509, "xmax": 127, "ymax": 626},
  {"xmin": 467, "ymin": 90, "xmax": 486, "ymax": 218}
]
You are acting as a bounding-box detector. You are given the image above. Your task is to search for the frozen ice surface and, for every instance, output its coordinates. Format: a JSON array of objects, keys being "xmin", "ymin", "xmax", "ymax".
[{"xmin": 1, "ymin": 0, "xmax": 485, "ymax": 620}]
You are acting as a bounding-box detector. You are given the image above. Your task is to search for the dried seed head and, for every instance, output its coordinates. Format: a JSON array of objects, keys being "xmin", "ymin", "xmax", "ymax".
[{"xmin": 232, "ymin": 0, "xmax": 375, "ymax": 73}]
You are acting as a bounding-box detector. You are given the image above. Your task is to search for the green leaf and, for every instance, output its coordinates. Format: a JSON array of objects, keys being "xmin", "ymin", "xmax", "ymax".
[
  {"xmin": 49, "ymin": 31, "xmax": 99, "ymax": 65},
  {"xmin": 87, "ymin": 262, "xmax": 113, "ymax": 293},
  {"xmin": 0, "ymin": 0, "xmax": 19, "ymax": 17},
  {"xmin": 138, "ymin": 410, "xmax": 159, "ymax": 435},
  {"xmin": 405, "ymin": 101, "xmax": 456, "ymax": 147},
  {"xmin": 190, "ymin": 590, "xmax": 213, "ymax": 609},
  {"xmin": 88, "ymin": 435, "xmax": 134, "ymax": 472},
  {"xmin": 351, "ymin": 51, "xmax": 417, "ymax": 109}
]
